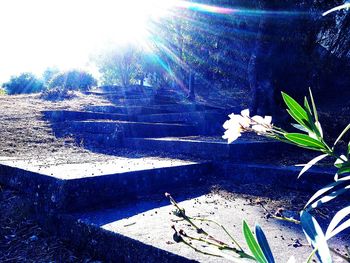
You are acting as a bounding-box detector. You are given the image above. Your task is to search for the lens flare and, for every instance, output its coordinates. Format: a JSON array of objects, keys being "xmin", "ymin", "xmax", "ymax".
[{"xmin": 0, "ymin": 0, "xmax": 174, "ymax": 82}]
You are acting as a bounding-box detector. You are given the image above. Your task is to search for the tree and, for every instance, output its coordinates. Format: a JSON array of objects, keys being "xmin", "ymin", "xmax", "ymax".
[
  {"xmin": 42, "ymin": 67, "xmax": 60, "ymax": 87},
  {"xmin": 94, "ymin": 45, "xmax": 147, "ymax": 87},
  {"xmin": 48, "ymin": 70, "xmax": 97, "ymax": 91},
  {"xmin": 2, "ymin": 73, "xmax": 44, "ymax": 95}
]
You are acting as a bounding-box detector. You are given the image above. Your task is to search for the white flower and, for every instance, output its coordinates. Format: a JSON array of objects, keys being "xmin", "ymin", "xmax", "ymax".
[
  {"xmin": 222, "ymin": 124, "xmax": 242, "ymax": 143},
  {"xmin": 251, "ymin": 115, "xmax": 273, "ymax": 134},
  {"xmin": 222, "ymin": 109, "xmax": 252, "ymax": 143}
]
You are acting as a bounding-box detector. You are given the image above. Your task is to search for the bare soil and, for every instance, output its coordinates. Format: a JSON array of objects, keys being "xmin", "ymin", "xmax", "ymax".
[{"xmin": 0, "ymin": 93, "xmax": 123, "ymax": 163}]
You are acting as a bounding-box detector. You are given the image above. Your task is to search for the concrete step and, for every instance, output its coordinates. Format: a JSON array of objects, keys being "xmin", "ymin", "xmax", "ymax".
[
  {"xmin": 123, "ymin": 137, "xmax": 299, "ymax": 161},
  {"xmin": 85, "ymin": 104, "xmax": 220, "ymax": 115},
  {"xmin": 0, "ymin": 156, "xmax": 211, "ymax": 212},
  {"xmin": 86, "ymin": 85, "xmax": 156, "ymax": 96},
  {"xmin": 49, "ymin": 180, "xmax": 347, "ymax": 263},
  {"xmin": 107, "ymin": 98, "xmax": 152, "ymax": 106},
  {"xmin": 137, "ymin": 111, "xmax": 227, "ymax": 135},
  {"xmin": 137, "ymin": 111, "xmax": 222, "ymax": 123},
  {"xmin": 85, "ymin": 105, "xmax": 173, "ymax": 115},
  {"xmin": 43, "ymin": 110, "xmax": 133, "ymax": 122},
  {"xmin": 53, "ymin": 121, "xmax": 199, "ymax": 138},
  {"xmin": 217, "ymin": 163, "xmax": 338, "ymax": 193}
]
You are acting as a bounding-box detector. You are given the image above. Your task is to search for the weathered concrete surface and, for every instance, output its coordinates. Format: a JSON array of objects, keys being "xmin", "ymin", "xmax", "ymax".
[
  {"xmin": 43, "ymin": 110, "xmax": 133, "ymax": 122},
  {"xmin": 218, "ymin": 163, "xmax": 340, "ymax": 194},
  {"xmin": 123, "ymin": 136, "xmax": 306, "ymax": 162},
  {"xmin": 85, "ymin": 104, "xmax": 219, "ymax": 115},
  {"xmin": 136, "ymin": 111, "xmax": 224, "ymax": 123},
  {"xmin": 55, "ymin": 192, "xmax": 348, "ymax": 263},
  {"xmin": 52, "ymin": 120, "xmax": 199, "ymax": 138},
  {"xmin": 0, "ymin": 156, "xmax": 211, "ymax": 212}
]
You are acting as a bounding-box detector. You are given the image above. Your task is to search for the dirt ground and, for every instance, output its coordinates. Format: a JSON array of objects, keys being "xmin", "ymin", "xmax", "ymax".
[{"xmin": 0, "ymin": 93, "xmax": 113, "ymax": 262}]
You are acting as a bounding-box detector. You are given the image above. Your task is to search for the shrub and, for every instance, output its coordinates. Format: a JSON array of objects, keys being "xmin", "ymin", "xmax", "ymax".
[
  {"xmin": 0, "ymin": 88, "xmax": 6, "ymax": 96},
  {"xmin": 42, "ymin": 67, "xmax": 60, "ymax": 87},
  {"xmin": 2, "ymin": 73, "xmax": 44, "ymax": 95},
  {"xmin": 40, "ymin": 87, "xmax": 76, "ymax": 101},
  {"xmin": 48, "ymin": 70, "xmax": 97, "ymax": 91}
]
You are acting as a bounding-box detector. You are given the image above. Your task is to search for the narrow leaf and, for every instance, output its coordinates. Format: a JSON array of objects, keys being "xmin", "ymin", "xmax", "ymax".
[
  {"xmin": 304, "ymin": 96, "xmax": 322, "ymax": 138},
  {"xmin": 323, "ymin": 3, "xmax": 350, "ymax": 16},
  {"xmin": 338, "ymin": 164, "xmax": 350, "ymax": 175},
  {"xmin": 291, "ymin": 123, "xmax": 309, "ymax": 133},
  {"xmin": 297, "ymin": 154, "xmax": 328, "ymax": 178},
  {"xmin": 255, "ymin": 224, "xmax": 275, "ymax": 263},
  {"xmin": 284, "ymin": 133, "xmax": 326, "ymax": 151},
  {"xmin": 328, "ymin": 218, "xmax": 350, "ymax": 239},
  {"xmin": 282, "ymin": 92, "xmax": 310, "ymax": 129},
  {"xmin": 309, "ymin": 88, "xmax": 319, "ymax": 123},
  {"xmin": 304, "ymin": 175, "xmax": 350, "ymax": 209},
  {"xmin": 300, "ymin": 211, "xmax": 332, "ymax": 263},
  {"xmin": 287, "ymin": 109, "xmax": 310, "ymax": 130},
  {"xmin": 243, "ymin": 221, "xmax": 268, "ymax": 263},
  {"xmin": 333, "ymin": 124, "xmax": 350, "ymax": 148},
  {"xmin": 326, "ymin": 206, "xmax": 350, "ymax": 239},
  {"xmin": 304, "ymin": 97, "xmax": 312, "ymax": 116},
  {"xmin": 334, "ymin": 155, "xmax": 348, "ymax": 168},
  {"xmin": 308, "ymin": 186, "xmax": 350, "ymax": 210},
  {"xmin": 315, "ymin": 121, "xmax": 323, "ymax": 138}
]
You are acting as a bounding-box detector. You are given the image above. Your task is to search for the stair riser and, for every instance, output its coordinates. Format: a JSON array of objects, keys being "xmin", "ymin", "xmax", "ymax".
[
  {"xmin": 54, "ymin": 122, "xmax": 199, "ymax": 138},
  {"xmin": 217, "ymin": 163, "xmax": 341, "ymax": 194},
  {"xmin": 85, "ymin": 106, "xmax": 173, "ymax": 115},
  {"xmin": 47, "ymin": 215, "xmax": 195, "ymax": 263},
  {"xmin": 0, "ymin": 162, "xmax": 210, "ymax": 212},
  {"xmin": 43, "ymin": 111, "xmax": 132, "ymax": 122},
  {"xmin": 123, "ymin": 139, "xmax": 301, "ymax": 161},
  {"xmin": 61, "ymin": 163, "xmax": 211, "ymax": 212}
]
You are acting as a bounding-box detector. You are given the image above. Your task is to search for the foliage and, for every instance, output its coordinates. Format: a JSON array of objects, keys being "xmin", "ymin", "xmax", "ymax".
[
  {"xmin": 94, "ymin": 45, "xmax": 147, "ymax": 87},
  {"xmin": 0, "ymin": 88, "xmax": 6, "ymax": 96},
  {"xmin": 221, "ymin": 89, "xmax": 349, "ymax": 262},
  {"xmin": 48, "ymin": 70, "xmax": 97, "ymax": 91},
  {"xmin": 2, "ymin": 73, "xmax": 45, "ymax": 95},
  {"xmin": 40, "ymin": 87, "xmax": 76, "ymax": 101},
  {"xmin": 42, "ymin": 67, "xmax": 60, "ymax": 87}
]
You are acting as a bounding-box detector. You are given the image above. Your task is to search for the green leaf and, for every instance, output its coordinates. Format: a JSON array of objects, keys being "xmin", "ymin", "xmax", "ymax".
[
  {"xmin": 284, "ymin": 133, "xmax": 326, "ymax": 151},
  {"xmin": 348, "ymin": 142, "xmax": 350, "ymax": 157},
  {"xmin": 300, "ymin": 211, "xmax": 332, "ymax": 263},
  {"xmin": 315, "ymin": 121, "xmax": 323, "ymax": 138},
  {"xmin": 304, "ymin": 176, "xmax": 350, "ymax": 210},
  {"xmin": 338, "ymin": 165, "xmax": 350, "ymax": 175},
  {"xmin": 334, "ymin": 155, "xmax": 348, "ymax": 169},
  {"xmin": 326, "ymin": 206, "xmax": 350, "ymax": 239},
  {"xmin": 291, "ymin": 123, "xmax": 309, "ymax": 133},
  {"xmin": 333, "ymin": 124, "xmax": 350, "ymax": 148},
  {"xmin": 309, "ymin": 88, "xmax": 319, "ymax": 123},
  {"xmin": 286, "ymin": 109, "xmax": 309, "ymax": 129},
  {"xmin": 243, "ymin": 221, "xmax": 268, "ymax": 263},
  {"xmin": 309, "ymin": 186, "xmax": 350, "ymax": 211},
  {"xmin": 282, "ymin": 92, "xmax": 311, "ymax": 129},
  {"xmin": 304, "ymin": 97, "xmax": 312, "ymax": 116},
  {"xmin": 255, "ymin": 224, "xmax": 275, "ymax": 263},
  {"xmin": 297, "ymin": 154, "xmax": 328, "ymax": 178}
]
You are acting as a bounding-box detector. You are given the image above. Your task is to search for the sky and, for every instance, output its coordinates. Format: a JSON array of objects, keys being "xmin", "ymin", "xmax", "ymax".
[{"xmin": 0, "ymin": 0, "xmax": 172, "ymax": 83}]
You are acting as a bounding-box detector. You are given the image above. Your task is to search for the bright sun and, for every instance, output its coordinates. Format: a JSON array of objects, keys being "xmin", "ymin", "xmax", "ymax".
[{"xmin": 0, "ymin": 0, "xmax": 174, "ymax": 82}]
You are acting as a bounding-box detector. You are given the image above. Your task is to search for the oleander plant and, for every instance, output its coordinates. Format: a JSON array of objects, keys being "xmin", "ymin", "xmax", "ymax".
[{"xmin": 167, "ymin": 89, "xmax": 350, "ymax": 263}]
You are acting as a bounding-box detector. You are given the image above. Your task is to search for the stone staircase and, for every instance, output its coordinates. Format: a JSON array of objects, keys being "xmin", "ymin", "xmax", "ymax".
[{"xmin": 0, "ymin": 85, "xmax": 345, "ymax": 262}]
